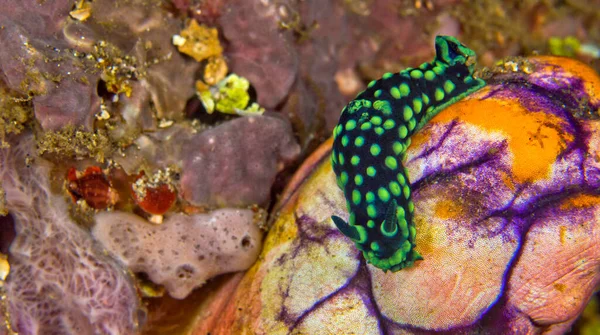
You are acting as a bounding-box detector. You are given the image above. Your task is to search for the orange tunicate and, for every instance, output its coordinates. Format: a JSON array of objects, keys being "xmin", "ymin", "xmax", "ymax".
[{"xmin": 66, "ymin": 166, "xmax": 119, "ymax": 209}]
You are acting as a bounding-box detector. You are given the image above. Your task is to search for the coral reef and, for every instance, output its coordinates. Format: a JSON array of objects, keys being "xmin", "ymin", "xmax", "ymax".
[
  {"xmin": 0, "ymin": 0, "xmax": 599, "ymax": 332},
  {"xmin": 192, "ymin": 56, "xmax": 600, "ymax": 334},
  {"xmin": 0, "ymin": 134, "xmax": 141, "ymax": 335},
  {"xmin": 92, "ymin": 209, "xmax": 263, "ymax": 300}
]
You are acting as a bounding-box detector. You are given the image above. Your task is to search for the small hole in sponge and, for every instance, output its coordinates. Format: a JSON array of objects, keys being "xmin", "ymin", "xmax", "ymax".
[{"xmin": 241, "ymin": 236, "xmax": 251, "ymax": 249}]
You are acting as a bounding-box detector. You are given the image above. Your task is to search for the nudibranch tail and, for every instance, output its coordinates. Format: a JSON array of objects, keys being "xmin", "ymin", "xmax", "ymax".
[{"xmin": 331, "ymin": 36, "xmax": 486, "ymax": 272}]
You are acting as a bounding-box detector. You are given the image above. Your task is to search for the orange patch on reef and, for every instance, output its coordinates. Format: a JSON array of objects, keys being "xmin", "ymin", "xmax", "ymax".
[
  {"xmin": 532, "ymin": 56, "xmax": 600, "ymax": 104},
  {"xmin": 427, "ymin": 92, "xmax": 573, "ymax": 183},
  {"xmin": 559, "ymin": 193, "xmax": 600, "ymax": 211},
  {"xmin": 559, "ymin": 226, "xmax": 567, "ymax": 245},
  {"xmin": 433, "ymin": 199, "xmax": 463, "ymax": 220},
  {"xmin": 500, "ymin": 171, "xmax": 516, "ymax": 191}
]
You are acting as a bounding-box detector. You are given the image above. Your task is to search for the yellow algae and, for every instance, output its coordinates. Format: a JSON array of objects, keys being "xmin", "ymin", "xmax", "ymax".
[
  {"xmin": 260, "ymin": 210, "xmax": 299, "ymax": 256},
  {"xmin": 553, "ymin": 282, "xmax": 567, "ymax": 293},
  {"xmin": 174, "ymin": 20, "xmax": 223, "ymax": 63},
  {"xmin": 69, "ymin": 0, "xmax": 92, "ymax": 21},
  {"xmin": 559, "ymin": 194, "xmax": 600, "ymax": 211},
  {"xmin": 500, "ymin": 170, "xmax": 516, "ymax": 191},
  {"xmin": 413, "ymin": 216, "xmax": 446, "ymax": 258},
  {"xmin": 430, "ymin": 95, "xmax": 573, "ymax": 183},
  {"xmin": 433, "ymin": 199, "xmax": 463, "ymax": 220},
  {"xmin": 36, "ymin": 125, "xmax": 113, "ymax": 162},
  {"xmin": 204, "ymin": 55, "xmax": 228, "ymax": 86},
  {"xmin": 559, "ymin": 226, "xmax": 567, "ymax": 245}
]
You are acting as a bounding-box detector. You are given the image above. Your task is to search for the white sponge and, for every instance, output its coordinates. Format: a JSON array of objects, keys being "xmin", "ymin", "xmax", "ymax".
[{"xmin": 93, "ymin": 209, "xmax": 263, "ymax": 299}]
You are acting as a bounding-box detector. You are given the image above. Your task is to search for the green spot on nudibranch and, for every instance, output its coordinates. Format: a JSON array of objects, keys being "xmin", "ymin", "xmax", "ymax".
[
  {"xmin": 389, "ymin": 181, "xmax": 401, "ymax": 196},
  {"xmin": 351, "ymin": 155, "xmax": 360, "ymax": 166},
  {"xmin": 346, "ymin": 99, "xmax": 372, "ymax": 114},
  {"xmin": 398, "ymin": 125, "xmax": 408, "ymax": 139},
  {"xmin": 410, "ymin": 70, "xmax": 423, "ymax": 79},
  {"xmin": 373, "ymin": 100, "xmax": 392, "ymax": 115},
  {"xmin": 435, "ymin": 88, "xmax": 445, "ymax": 101},
  {"xmin": 348, "ymin": 212, "xmax": 356, "ymax": 225},
  {"xmin": 341, "ymin": 135, "xmax": 349, "ymax": 147},
  {"xmin": 335, "ymin": 124, "xmax": 343, "ymax": 136},
  {"xmin": 371, "ymin": 116, "xmax": 382, "ymax": 125},
  {"xmin": 367, "ymin": 166, "xmax": 376, "ymax": 177},
  {"xmin": 367, "ymin": 80, "xmax": 377, "ymax": 88},
  {"xmin": 444, "ymin": 80, "xmax": 455, "ymax": 94},
  {"xmin": 422, "ymin": 93, "xmax": 430, "ymax": 104},
  {"xmin": 378, "ymin": 187, "xmax": 390, "ymax": 202},
  {"xmin": 383, "ymin": 119, "xmax": 395, "ymax": 129},
  {"xmin": 375, "ymin": 127, "xmax": 384, "ymax": 135},
  {"xmin": 338, "ymin": 152, "xmax": 345, "ymax": 165},
  {"xmin": 397, "ymin": 206, "xmax": 405, "ymax": 218},
  {"xmin": 390, "ymin": 87, "xmax": 401, "ymax": 99},
  {"xmin": 392, "ymin": 141, "xmax": 404, "ymax": 155},
  {"xmin": 352, "ymin": 189, "xmax": 361, "ymax": 205},
  {"xmin": 366, "ymin": 192, "xmax": 375, "ymax": 203},
  {"xmin": 354, "ymin": 174, "xmax": 363, "ymax": 186},
  {"xmin": 413, "ymin": 98, "xmax": 423, "ymax": 114},
  {"xmin": 374, "ymin": 89, "xmax": 382, "ymax": 98},
  {"xmin": 361, "ymin": 122, "xmax": 372, "ymax": 130},
  {"xmin": 370, "ymin": 144, "xmax": 381, "ymax": 156},
  {"xmin": 397, "ymin": 173, "xmax": 406, "ymax": 185},
  {"xmin": 408, "ymin": 201, "xmax": 415, "ymax": 213},
  {"xmin": 367, "ymin": 204, "xmax": 377, "ymax": 218},
  {"xmin": 408, "ymin": 118, "xmax": 417, "ymax": 131},
  {"xmin": 346, "ymin": 119, "xmax": 357, "ymax": 130},
  {"xmin": 354, "ymin": 136, "xmax": 365, "ymax": 147},
  {"xmin": 385, "ymin": 156, "xmax": 397, "ymax": 170},
  {"xmin": 399, "ymin": 83, "xmax": 410, "ymax": 97},
  {"xmin": 433, "ymin": 65, "xmax": 444, "ymax": 75},
  {"xmin": 403, "ymin": 106, "xmax": 413, "ymax": 121},
  {"xmin": 424, "ymin": 70, "xmax": 435, "ymax": 81},
  {"xmin": 403, "ymin": 184, "xmax": 410, "ymax": 198},
  {"xmin": 371, "ymin": 241, "xmax": 380, "ymax": 251},
  {"xmin": 382, "ymin": 72, "xmax": 393, "ymax": 79},
  {"xmin": 340, "ymin": 171, "xmax": 348, "ymax": 185},
  {"xmin": 367, "ymin": 220, "xmax": 375, "ymax": 228}
]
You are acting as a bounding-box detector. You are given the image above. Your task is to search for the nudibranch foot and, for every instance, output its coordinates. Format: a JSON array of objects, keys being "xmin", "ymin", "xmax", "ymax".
[{"xmin": 331, "ymin": 36, "xmax": 486, "ymax": 272}]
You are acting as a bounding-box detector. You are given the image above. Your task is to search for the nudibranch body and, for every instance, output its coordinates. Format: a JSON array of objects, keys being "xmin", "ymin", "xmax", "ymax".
[{"xmin": 331, "ymin": 36, "xmax": 486, "ymax": 272}]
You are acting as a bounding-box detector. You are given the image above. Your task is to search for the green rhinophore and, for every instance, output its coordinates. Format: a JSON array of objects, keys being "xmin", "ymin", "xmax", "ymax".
[{"xmin": 330, "ymin": 36, "xmax": 486, "ymax": 272}]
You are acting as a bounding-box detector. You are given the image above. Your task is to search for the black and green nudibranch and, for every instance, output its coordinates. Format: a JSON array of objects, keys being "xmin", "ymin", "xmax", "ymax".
[{"xmin": 331, "ymin": 36, "xmax": 486, "ymax": 272}]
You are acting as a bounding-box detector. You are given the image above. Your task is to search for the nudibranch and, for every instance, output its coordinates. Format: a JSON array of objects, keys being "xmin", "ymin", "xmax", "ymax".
[{"xmin": 331, "ymin": 36, "xmax": 486, "ymax": 272}]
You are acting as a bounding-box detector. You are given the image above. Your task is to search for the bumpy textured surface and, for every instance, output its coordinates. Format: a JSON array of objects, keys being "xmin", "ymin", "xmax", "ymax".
[
  {"xmin": 93, "ymin": 209, "xmax": 263, "ymax": 299},
  {"xmin": 194, "ymin": 56, "xmax": 600, "ymax": 334},
  {"xmin": 331, "ymin": 36, "xmax": 486, "ymax": 272},
  {"xmin": 181, "ymin": 115, "xmax": 300, "ymax": 207},
  {"xmin": 0, "ymin": 135, "xmax": 140, "ymax": 335}
]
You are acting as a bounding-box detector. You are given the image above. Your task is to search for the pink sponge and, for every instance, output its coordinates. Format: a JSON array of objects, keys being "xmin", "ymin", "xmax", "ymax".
[{"xmin": 92, "ymin": 209, "xmax": 263, "ymax": 299}]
